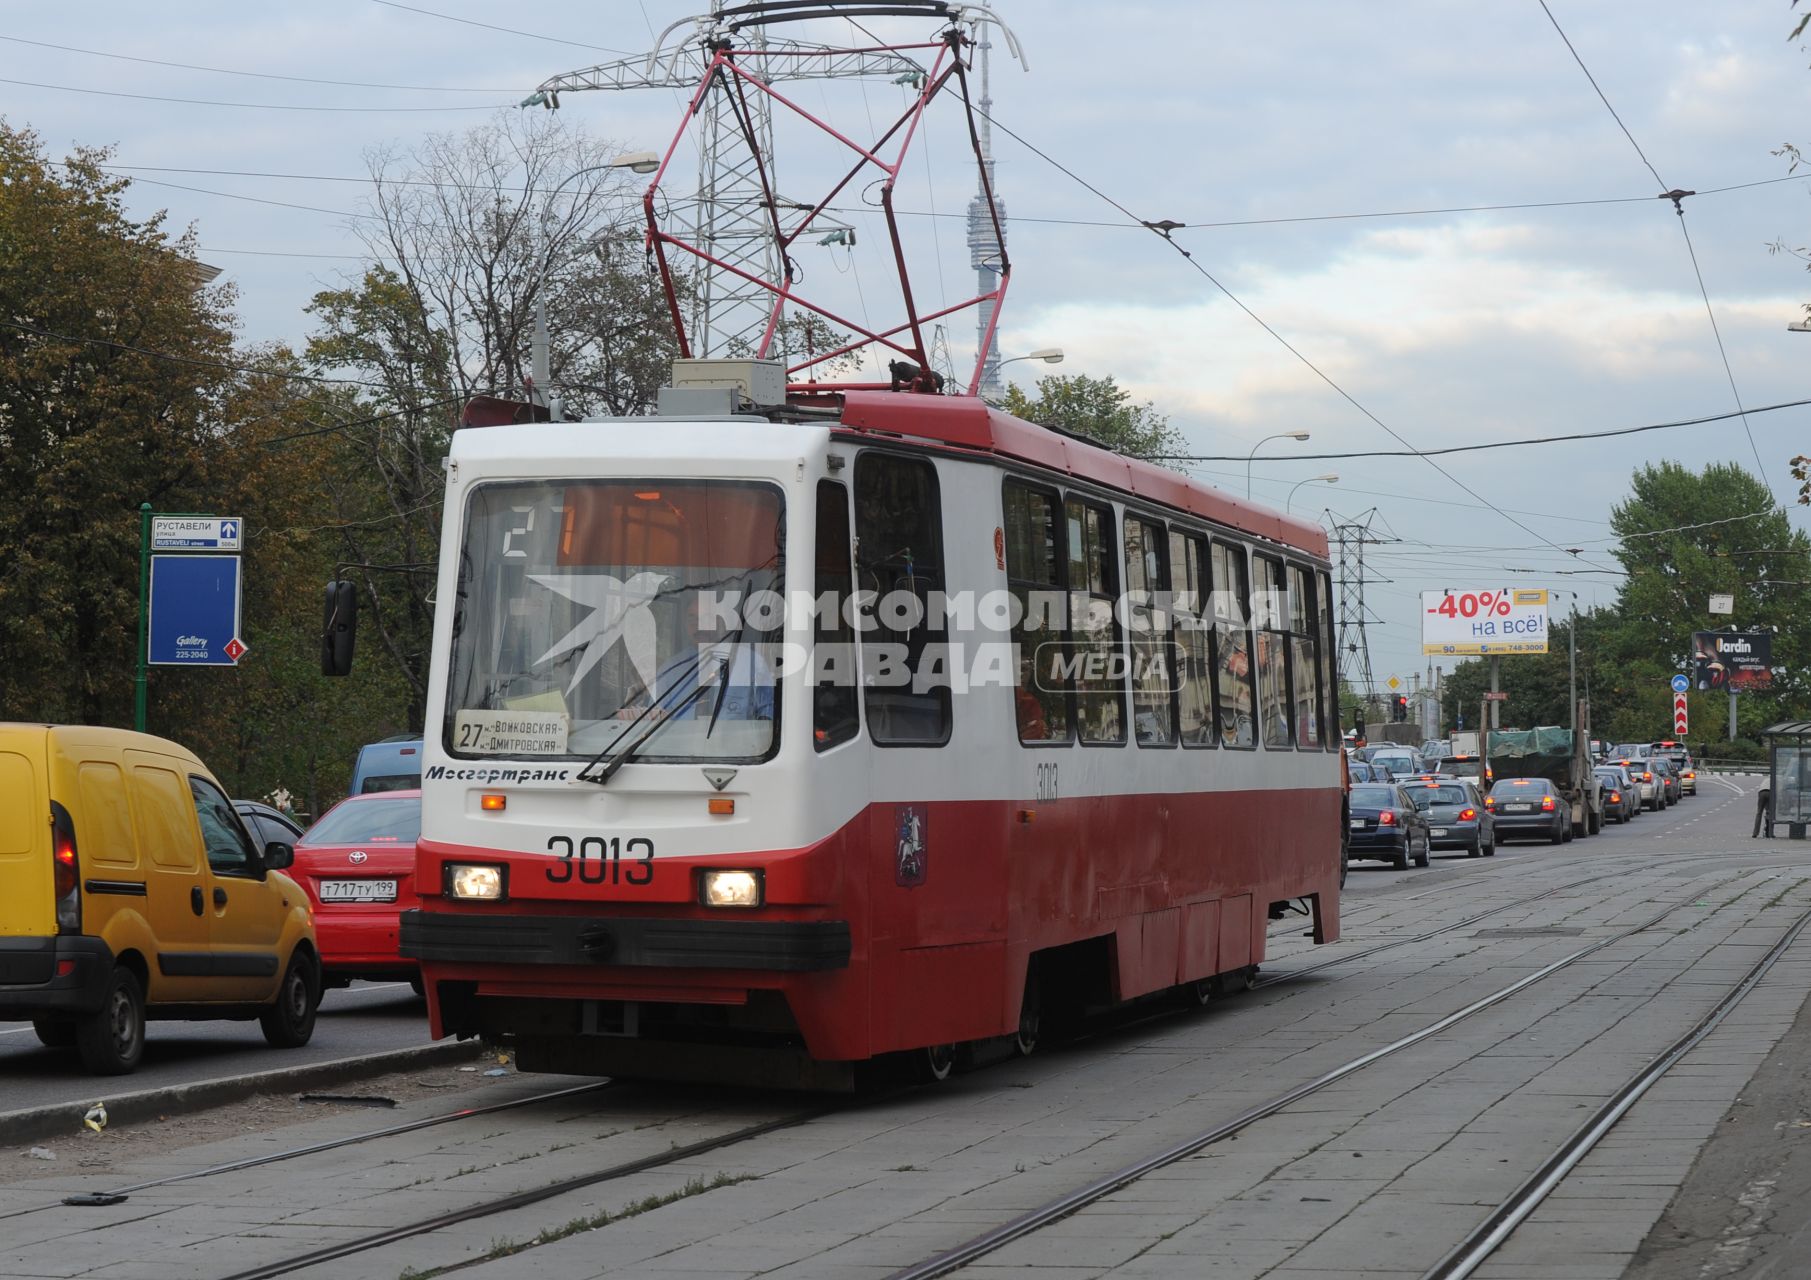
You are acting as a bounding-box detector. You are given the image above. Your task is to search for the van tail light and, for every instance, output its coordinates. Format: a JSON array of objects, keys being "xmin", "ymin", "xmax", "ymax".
[
  {"xmin": 50, "ymin": 801, "xmax": 80, "ymax": 934},
  {"xmin": 1379, "ymin": 810, "xmax": 1397, "ymax": 826},
  {"xmin": 1641, "ymin": 771, "xmax": 1652, "ymax": 781},
  {"xmin": 1458, "ymin": 808, "xmax": 1477, "ymax": 821},
  {"xmin": 1541, "ymin": 796, "xmax": 1556, "ymax": 812}
]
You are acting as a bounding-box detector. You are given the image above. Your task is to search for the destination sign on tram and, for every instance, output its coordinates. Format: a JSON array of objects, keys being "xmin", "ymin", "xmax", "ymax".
[{"xmin": 1420, "ymin": 588, "xmax": 1549, "ymax": 656}]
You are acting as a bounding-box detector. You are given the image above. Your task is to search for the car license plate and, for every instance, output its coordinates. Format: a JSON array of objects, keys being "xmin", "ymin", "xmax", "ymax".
[
  {"xmin": 1349, "ymin": 819, "xmax": 1365, "ymax": 829},
  {"xmin": 320, "ymin": 879, "xmax": 397, "ymax": 903},
  {"xmin": 1505, "ymin": 803, "xmax": 1533, "ymax": 813},
  {"xmin": 1431, "ymin": 828, "xmax": 1448, "ymax": 837}
]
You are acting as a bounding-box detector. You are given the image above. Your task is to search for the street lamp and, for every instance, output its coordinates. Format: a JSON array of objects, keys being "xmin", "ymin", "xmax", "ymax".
[
  {"xmin": 1285, "ymin": 472, "xmax": 1338, "ymax": 514},
  {"xmin": 1246, "ymin": 431, "xmax": 1311, "ymax": 498},
  {"xmin": 533, "ymin": 152, "xmax": 662, "ymax": 415},
  {"xmin": 996, "ymin": 347, "xmax": 1065, "ymax": 370}
]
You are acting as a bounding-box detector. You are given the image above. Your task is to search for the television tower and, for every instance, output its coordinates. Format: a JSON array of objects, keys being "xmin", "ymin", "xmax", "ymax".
[{"xmin": 967, "ymin": 22, "xmax": 1006, "ymax": 397}]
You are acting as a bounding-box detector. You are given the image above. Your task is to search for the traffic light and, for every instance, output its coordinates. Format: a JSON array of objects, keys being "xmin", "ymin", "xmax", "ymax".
[
  {"xmin": 1353, "ymin": 707, "xmax": 1366, "ymax": 737},
  {"xmin": 1393, "ymin": 694, "xmax": 1409, "ymax": 722}
]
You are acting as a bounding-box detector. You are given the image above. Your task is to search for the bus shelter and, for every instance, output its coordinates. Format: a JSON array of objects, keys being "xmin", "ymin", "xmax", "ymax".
[{"xmin": 1763, "ymin": 722, "xmax": 1811, "ymax": 839}]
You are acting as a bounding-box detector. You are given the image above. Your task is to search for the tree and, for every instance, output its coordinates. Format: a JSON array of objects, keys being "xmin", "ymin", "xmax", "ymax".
[
  {"xmin": 0, "ymin": 124, "xmax": 237, "ymax": 724},
  {"xmin": 1602, "ymin": 461, "xmax": 1810, "ymax": 735},
  {"xmin": 305, "ymin": 113, "xmax": 687, "ymax": 717},
  {"xmin": 1001, "ymin": 373, "xmax": 1185, "ymax": 463}
]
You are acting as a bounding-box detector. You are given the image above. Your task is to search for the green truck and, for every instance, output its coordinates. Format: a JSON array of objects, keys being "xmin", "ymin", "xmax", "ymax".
[{"xmin": 1486, "ymin": 724, "xmax": 1605, "ymax": 837}]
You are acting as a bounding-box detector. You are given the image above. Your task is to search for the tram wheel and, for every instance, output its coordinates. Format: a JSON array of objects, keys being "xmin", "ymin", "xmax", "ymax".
[
  {"xmin": 917, "ymin": 1044, "xmax": 956, "ymax": 1083},
  {"xmin": 1014, "ymin": 973, "xmax": 1041, "ymax": 1056}
]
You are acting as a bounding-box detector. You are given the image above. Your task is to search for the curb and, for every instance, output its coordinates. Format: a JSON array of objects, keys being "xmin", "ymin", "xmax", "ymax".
[{"xmin": 1, "ymin": 1039, "xmax": 484, "ymax": 1149}]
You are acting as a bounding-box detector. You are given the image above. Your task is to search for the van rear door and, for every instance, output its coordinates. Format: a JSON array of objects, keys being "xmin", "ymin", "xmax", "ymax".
[{"xmin": 0, "ymin": 728, "xmax": 54, "ymax": 941}]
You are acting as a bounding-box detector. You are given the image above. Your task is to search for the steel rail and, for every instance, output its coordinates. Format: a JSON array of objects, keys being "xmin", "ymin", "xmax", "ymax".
[
  {"xmin": 56, "ymin": 1080, "xmax": 621, "ymax": 1209},
  {"xmin": 884, "ymin": 875, "xmax": 1753, "ymax": 1280},
  {"xmin": 1420, "ymin": 897, "xmax": 1811, "ymax": 1279},
  {"xmin": 213, "ymin": 1104, "xmax": 837, "ymax": 1280}
]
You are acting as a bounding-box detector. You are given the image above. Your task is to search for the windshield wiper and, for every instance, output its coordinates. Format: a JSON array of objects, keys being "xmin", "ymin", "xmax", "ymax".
[
  {"xmin": 579, "ymin": 681, "xmax": 714, "ymax": 785},
  {"xmin": 574, "ymin": 649, "xmax": 710, "ymax": 786}
]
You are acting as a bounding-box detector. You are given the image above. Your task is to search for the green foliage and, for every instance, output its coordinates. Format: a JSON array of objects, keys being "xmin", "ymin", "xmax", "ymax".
[
  {"xmin": 0, "ymin": 124, "xmax": 417, "ymax": 813},
  {"xmin": 1001, "ymin": 373, "xmax": 1185, "ymax": 464},
  {"xmin": 1442, "ymin": 462, "xmax": 1811, "ymax": 744}
]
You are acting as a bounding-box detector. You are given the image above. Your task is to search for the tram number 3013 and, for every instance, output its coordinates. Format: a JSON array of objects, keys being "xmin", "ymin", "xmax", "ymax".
[
  {"xmin": 545, "ymin": 835, "xmax": 654, "ymax": 885},
  {"xmin": 1034, "ymin": 762, "xmax": 1059, "ymax": 802}
]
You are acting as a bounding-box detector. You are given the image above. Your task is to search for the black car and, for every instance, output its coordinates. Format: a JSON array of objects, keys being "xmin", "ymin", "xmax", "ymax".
[
  {"xmin": 1488, "ymin": 777, "xmax": 1571, "ymax": 844},
  {"xmin": 1348, "ymin": 783, "xmax": 1431, "ymax": 869},
  {"xmin": 234, "ymin": 799, "xmax": 307, "ymax": 848},
  {"xmin": 1402, "ymin": 778, "xmax": 1496, "ymax": 857}
]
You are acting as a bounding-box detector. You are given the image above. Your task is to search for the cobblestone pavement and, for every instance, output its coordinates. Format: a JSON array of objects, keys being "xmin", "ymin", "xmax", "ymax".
[{"xmin": 3, "ymin": 777, "xmax": 1803, "ymax": 1280}]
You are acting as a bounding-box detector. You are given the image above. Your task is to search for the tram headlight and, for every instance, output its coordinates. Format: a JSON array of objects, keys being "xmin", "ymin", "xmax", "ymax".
[
  {"xmin": 700, "ymin": 869, "xmax": 763, "ymax": 909},
  {"xmin": 447, "ymin": 862, "xmax": 506, "ymax": 901}
]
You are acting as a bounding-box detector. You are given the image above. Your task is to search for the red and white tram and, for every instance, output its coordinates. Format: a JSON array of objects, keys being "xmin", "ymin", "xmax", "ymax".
[{"xmin": 399, "ymin": 389, "xmax": 1343, "ymax": 1087}]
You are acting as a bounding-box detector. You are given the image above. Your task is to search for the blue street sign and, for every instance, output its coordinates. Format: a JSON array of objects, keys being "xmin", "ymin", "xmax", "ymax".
[
  {"xmin": 152, "ymin": 516, "xmax": 242, "ymax": 551},
  {"xmin": 1670, "ymin": 674, "xmax": 1689, "ymax": 694},
  {"xmin": 148, "ymin": 555, "xmax": 244, "ymax": 666}
]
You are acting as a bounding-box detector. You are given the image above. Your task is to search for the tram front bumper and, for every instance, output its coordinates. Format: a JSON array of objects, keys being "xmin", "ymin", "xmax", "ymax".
[{"xmin": 399, "ymin": 909, "xmax": 851, "ymax": 972}]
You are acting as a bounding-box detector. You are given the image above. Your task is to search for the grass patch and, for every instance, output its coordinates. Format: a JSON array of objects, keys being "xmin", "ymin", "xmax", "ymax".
[{"xmin": 397, "ymin": 1172, "xmax": 754, "ymax": 1279}]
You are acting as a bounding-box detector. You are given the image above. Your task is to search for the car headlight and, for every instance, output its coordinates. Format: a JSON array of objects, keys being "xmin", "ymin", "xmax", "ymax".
[
  {"xmin": 447, "ymin": 863, "xmax": 506, "ymax": 901},
  {"xmin": 699, "ymin": 869, "xmax": 763, "ymax": 909}
]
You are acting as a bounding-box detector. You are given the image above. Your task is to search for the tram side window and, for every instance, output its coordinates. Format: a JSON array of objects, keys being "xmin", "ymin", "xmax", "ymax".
[
  {"xmin": 1067, "ymin": 497, "xmax": 1125, "ymax": 744},
  {"xmin": 1253, "ymin": 556, "xmax": 1294, "ymax": 750},
  {"xmin": 1288, "ymin": 564, "xmax": 1323, "ymax": 748},
  {"xmin": 1168, "ymin": 530, "xmax": 1214, "ymax": 747},
  {"xmin": 1124, "ymin": 515, "xmax": 1174, "ymax": 746},
  {"xmin": 1317, "ymin": 569, "xmax": 1338, "ymax": 751},
  {"xmin": 854, "ymin": 454, "xmax": 951, "ymax": 746},
  {"xmin": 1003, "ymin": 479, "xmax": 1071, "ymax": 744},
  {"xmin": 813, "ymin": 480, "xmax": 859, "ymax": 751},
  {"xmin": 1210, "ymin": 542, "xmax": 1256, "ymax": 748}
]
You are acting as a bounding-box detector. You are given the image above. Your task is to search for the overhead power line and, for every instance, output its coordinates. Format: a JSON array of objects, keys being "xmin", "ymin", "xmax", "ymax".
[
  {"xmin": 1156, "ymin": 397, "xmax": 1811, "ymax": 462},
  {"xmin": 0, "ymin": 35, "xmax": 514, "ymax": 93},
  {"xmin": 0, "ymin": 76, "xmax": 505, "ymax": 112},
  {"xmin": 92, "ymin": 161, "xmax": 1811, "ymax": 230},
  {"xmin": 367, "ymin": 0, "xmax": 634, "ymax": 56},
  {"xmin": 1533, "ymin": 0, "xmax": 1773, "ymax": 497},
  {"xmin": 1, "ymin": 317, "xmax": 398, "ymax": 390}
]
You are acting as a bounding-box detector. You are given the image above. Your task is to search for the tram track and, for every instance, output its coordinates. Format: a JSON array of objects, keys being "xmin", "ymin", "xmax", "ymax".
[
  {"xmin": 212, "ymin": 1103, "xmax": 838, "ymax": 1280},
  {"xmin": 0, "ymin": 1081, "xmax": 623, "ymax": 1223},
  {"xmin": 1419, "ymin": 896, "xmax": 1811, "ymax": 1280},
  {"xmin": 882, "ymin": 868, "xmax": 1776, "ymax": 1280},
  {"xmin": 146, "ymin": 871, "xmax": 1654, "ymax": 1279}
]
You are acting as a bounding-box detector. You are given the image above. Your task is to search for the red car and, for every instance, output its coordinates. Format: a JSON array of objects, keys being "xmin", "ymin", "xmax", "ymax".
[{"xmin": 292, "ymin": 790, "xmax": 422, "ymax": 989}]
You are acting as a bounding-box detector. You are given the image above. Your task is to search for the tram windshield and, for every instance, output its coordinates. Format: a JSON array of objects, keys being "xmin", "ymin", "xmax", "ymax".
[{"xmin": 444, "ymin": 479, "xmax": 785, "ymax": 764}]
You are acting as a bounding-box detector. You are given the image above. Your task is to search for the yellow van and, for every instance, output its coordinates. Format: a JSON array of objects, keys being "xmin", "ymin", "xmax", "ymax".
[{"xmin": 0, "ymin": 724, "xmax": 320, "ymax": 1074}]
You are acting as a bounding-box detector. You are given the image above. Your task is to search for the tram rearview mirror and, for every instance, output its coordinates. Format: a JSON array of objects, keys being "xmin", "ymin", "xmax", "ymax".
[{"xmin": 322, "ymin": 579, "xmax": 358, "ymax": 677}]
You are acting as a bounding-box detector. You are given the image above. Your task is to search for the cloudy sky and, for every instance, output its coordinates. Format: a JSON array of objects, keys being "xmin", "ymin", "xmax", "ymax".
[{"xmin": 8, "ymin": 2, "xmax": 1811, "ymax": 694}]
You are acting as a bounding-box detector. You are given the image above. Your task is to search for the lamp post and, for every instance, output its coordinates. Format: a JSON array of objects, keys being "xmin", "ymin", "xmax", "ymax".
[
  {"xmin": 532, "ymin": 151, "xmax": 661, "ymax": 416},
  {"xmin": 1285, "ymin": 472, "xmax": 1338, "ymax": 514},
  {"xmin": 1246, "ymin": 431, "xmax": 1311, "ymax": 498},
  {"xmin": 1551, "ymin": 588, "xmax": 1580, "ymax": 733}
]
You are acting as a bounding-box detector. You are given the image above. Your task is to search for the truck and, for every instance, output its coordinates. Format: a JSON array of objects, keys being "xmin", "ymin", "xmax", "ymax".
[{"xmin": 1485, "ymin": 719, "xmax": 1604, "ymax": 837}]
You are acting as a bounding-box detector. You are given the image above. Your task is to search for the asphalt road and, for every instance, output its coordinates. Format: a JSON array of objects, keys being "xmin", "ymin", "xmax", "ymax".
[{"xmin": 0, "ymin": 981, "xmax": 434, "ymax": 1115}]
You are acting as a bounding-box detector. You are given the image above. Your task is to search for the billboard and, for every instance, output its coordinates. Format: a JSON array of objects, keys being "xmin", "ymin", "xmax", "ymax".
[
  {"xmin": 1692, "ymin": 631, "xmax": 1772, "ymax": 692},
  {"xmin": 1421, "ymin": 588, "xmax": 1550, "ymax": 656}
]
